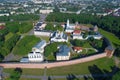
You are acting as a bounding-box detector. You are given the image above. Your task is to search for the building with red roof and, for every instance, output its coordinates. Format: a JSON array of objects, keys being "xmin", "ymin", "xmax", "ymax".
[
  {"xmin": 73, "ymin": 30, "xmax": 81, "ymax": 35},
  {"xmin": 73, "ymin": 46, "xmax": 83, "ymax": 53},
  {"xmin": 0, "ymin": 26, "xmax": 5, "ymax": 30}
]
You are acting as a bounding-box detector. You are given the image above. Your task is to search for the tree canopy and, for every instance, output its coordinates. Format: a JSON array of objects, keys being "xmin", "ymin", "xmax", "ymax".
[
  {"xmin": 0, "ymin": 14, "xmax": 39, "ymax": 22},
  {"xmin": 70, "ymin": 39, "xmax": 85, "ymax": 47},
  {"xmin": 112, "ymin": 70, "xmax": 120, "ymax": 80},
  {"xmin": 10, "ymin": 68, "xmax": 22, "ymax": 80},
  {"xmin": 6, "ymin": 21, "xmax": 33, "ymax": 34},
  {"xmin": 46, "ymin": 12, "xmax": 120, "ymax": 38},
  {"xmin": 45, "ymin": 23, "xmax": 63, "ymax": 31}
]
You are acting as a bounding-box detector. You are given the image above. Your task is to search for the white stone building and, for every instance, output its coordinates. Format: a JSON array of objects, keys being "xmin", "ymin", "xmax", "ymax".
[
  {"xmin": 20, "ymin": 40, "xmax": 46, "ymax": 62},
  {"xmin": 34, "ymin": 30, "xmax": 52, "ymax": 36},
  {"xmin": 50, "ymin": 31, "xmax": 68, "ymax": 42},
  {"xmin": 65, "ymin": 19, "xmax": 75, "ymax": 33},
  {"xmin": 39, "ymin": 9, "xmax": 53, "ymax": 14},
  {"xmin": 72, "ymin": 30, "xmax": 84, "ymax": 40},
  {"xmin": 32, "ymin": 40, "xmax": 47, "ymax": 53},
  {"xmin": 56, "ymin": 45, "xmax": 71, "ymax": 61},
  {"xmin": 28, "ymin": 52, "xmax": 44, "ymax": 62},
  {"xmin": 32, "ymin": 0, "xmax": 54, "ymax": 4},
  {"xmin": 0, "ymin": 13, "xmax": 9, "ymax": 16}
]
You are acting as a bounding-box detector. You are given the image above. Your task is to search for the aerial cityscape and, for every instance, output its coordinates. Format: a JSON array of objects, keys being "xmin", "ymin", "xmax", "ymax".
[{"xmin": 0, "ymin": 0, "xmax": 120, "ymax": 80}]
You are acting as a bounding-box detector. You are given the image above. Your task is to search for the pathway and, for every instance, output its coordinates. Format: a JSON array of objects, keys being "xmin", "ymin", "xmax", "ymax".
[
  {"xmin": 114, "ymin": 56, "xmax": 120, "ymax": 67},
  {"xmin": 1, "ymin": 72, "xmax": 115, "ymax": 80},
  {"xmin": 42, "ymin": 67, "xmax": 48, "ymax": 80},
  {"xmin": 3, "ymin": 53, "xmax": 15, "ymax": 62}
]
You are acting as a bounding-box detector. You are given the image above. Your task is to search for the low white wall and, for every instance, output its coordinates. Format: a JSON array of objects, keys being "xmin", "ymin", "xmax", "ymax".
[{"xmin": 34, "ymin": 31, "xmax": 51, "ymax": 36}]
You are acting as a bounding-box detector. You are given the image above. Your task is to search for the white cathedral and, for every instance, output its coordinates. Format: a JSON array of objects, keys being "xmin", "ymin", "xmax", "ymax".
[{"xmin": 65, "ymin": 19, "xmax": 75, "ymax": 33}]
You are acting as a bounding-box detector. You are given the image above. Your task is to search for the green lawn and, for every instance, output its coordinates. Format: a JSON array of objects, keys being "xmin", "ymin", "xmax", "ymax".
[
  {"xmin": 83, "ymin": 42, "xmax": 92, "ymax": 48},
  {"xmin": 3, "ymin": 68, "xmax": 44, "ymax": 76},
  {"xmin": 12, "ymin": 35, "xmax": 40, "ymax": 56},
  {"xmin": 99, "ymin": 28, "xmax": 120, "ymax": 46},
  {"xmin": 19, "ymin": 78, "xmax": 40, "ymax": 80},
  {"xmin": 5, "ymin": 77, "xmax": 40, "ymax": 80},
  {"xmin": 3, "ymin": 58, "xmax": 115, "ymax": 76},
  {"xmin": 5, "ymin": 32, "xmax": 14, "ymax": 41},
  {"xmin": 47, "ymin": 57, "xmax": 115, "ymax": 76},
  {"xmin": 40, "ymin": 36, "xmax": 50, "ymax": 42}
]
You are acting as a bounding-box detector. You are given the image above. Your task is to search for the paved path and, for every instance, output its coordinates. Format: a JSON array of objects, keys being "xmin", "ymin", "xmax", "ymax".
[
  {"xmin": 3, "ymin": 53, "xmax": 15, "ymax": 62},
  {"xmin": 114, "ymin": 56, "xmax": 120, "ymax": 67},
  {"xmin": 42, "ymin": 67, "xmax": 47, "ymax": 80},
  {"xmin": 1, "ymin": 72, "xmax": 115, "ymax": 80}
]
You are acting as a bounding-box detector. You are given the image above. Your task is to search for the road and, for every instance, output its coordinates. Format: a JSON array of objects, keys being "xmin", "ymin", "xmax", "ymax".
[{"xmin": 39, "ymin": 14, "xmax": 48, "ymax": 22}]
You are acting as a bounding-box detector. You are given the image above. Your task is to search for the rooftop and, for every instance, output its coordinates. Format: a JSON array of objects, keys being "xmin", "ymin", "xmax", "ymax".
[
  {"xmin": 73, "ymin": 30, "xmax": 81, "ymax": 34},
  {"xmin": 57, "ymin": 45, "xmax": 70, "ymax": 56},
  {"xmin": 73, "ymin": 46, "xmax": 83, "ymax": 51},
  {"xmin": 33, "ymin": 40, "xmax": 46, "ymax": 49},
  {"xmin": 0, "ymin": 25, "xmax": 5, "ymax": 30},
  {"xmin": 51, "ymin": 31, "xmax": 68, "ymax": 40}
]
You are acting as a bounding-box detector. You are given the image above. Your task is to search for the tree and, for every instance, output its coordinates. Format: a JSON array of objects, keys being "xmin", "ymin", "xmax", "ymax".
[
  {"xmin": 44, "ymin": 42, "xmax": 57, "ymax": 57},
  {"xmin": 71, "ymin": 39, "xmax": 85, "ymax": 47},
  {"xmin": 88, "ymin": 37, "xmax": 103, "ymax": 49},
  {"xmin": 83, "ymin": 32, "xmax": 88, "ymax": 39},
  {"xmin": 0, "ymin": 28, "xmax": 9, "ymax": 36},
  {"xmin": 46, "ymin": 12, "xmax": 120, "ymax": 38},
  {"xmin": 45, "ymin": 23, "xmax": 54, "ymax": 31},
  {"xmin": 4, "ymin": 34, "xmax": 20, "ymax": 52},
  {"xmin": 114, "ymin": 46, "xmax": 120, "ymax": 57},
  {"xmin": 6, "ymin": 22, "xmax": 19, "ymax": 33},
  {"xmin": 112, "ymin": 70, "xmax": 120, "ymax": 80},
  {"xmin": 0, "ymin": 53, "xmax": 4, "ymax": 61},
  {"xmin": 19, "ymin": 22, "xmax": 33, "ymax": 33}
]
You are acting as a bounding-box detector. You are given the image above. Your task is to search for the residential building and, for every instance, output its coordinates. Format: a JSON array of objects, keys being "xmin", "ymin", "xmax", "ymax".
[
  {"xmin": 28, "ymin": 51, "xmax": 44, "ymax": 62},
  {"xmin": 88, "ymin": 32, "xmax": 103, "ymax": 40},
  {"xmin": 72, "ymin": 30, "xmax": 84, "ymax": 40},
  {"xmin": 20, "ymin": 40, "xmax": 46, "ymax": 62},
  {"xmin": 0, "ymin": 13, "xmax": 9, "ymax": 16},
  {"xmin": 0, "ymin": 25, "xmax": 5, "ymax": 30},
  {"xmin": 73, "ymin": 46, "xmax": 83, "ymax": 53},
  {"xmin": 34, "ymin": 30, "xmax": 52, "ymax": 36},
  {"xmin": 32, "ymin": 0, "xmax": 54, "ymax": 4},
  {"xmin": 0, "ymin": 22, "xmax": 5, "ymax": 26},
  {"xmin": 50, "ymin": 31, "xmax": 68, "ymax": 42},
  {"xmin": 39, "ymin": 9, "xmax": 53, "ymax": 14},
  {"xmin": 32, "ymin": 40, "xmax": 47, "ymax": 53},
  {"xmin": 72, "ymin": 31, "xmax": 102, "ymax": 40},
  {"xmin": 73, "ymin": 30, "xmax": 81, "ymax": 35},
  {"xmin": 56, "ymin": 45, "xmax": 71, "ymax": 61},
  {"xmin": 34, "ymin": 22, "xmax": 46, "ymax": 30}
]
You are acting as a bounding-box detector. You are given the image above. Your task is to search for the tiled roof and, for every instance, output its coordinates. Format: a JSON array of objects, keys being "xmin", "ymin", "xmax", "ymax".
[
  {"xmin": 0, "ymin": 26, "xmax": 5, "ymax": 30},
  {"xmin": 73, "ymin": 46, "xmax": 83, "ymax": 51},
  {"xmin": 57, "ymin": 45, "xmax": 70, "ymax": 56},
  {"xmin": 33, "ymin": 40, "xmax": 46, "ymax": 49},
  {"xmin": 73, "ymin": 30, "xmax": 81, "ymax": 34}
]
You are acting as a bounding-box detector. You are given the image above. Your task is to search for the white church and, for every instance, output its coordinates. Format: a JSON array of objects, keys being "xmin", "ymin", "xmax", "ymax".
[
  {"xmin": 65, "ymin": 19, "xmax": 75, "ymax": 33},
  {"xmin": 20, "ymin": 40, "xmax": 46, "ymax": 62}
]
